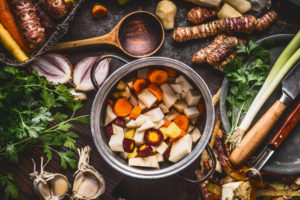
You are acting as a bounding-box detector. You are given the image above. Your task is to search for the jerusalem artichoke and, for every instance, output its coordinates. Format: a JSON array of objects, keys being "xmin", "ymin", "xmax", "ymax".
[
  {"xmin": 213, "ymin": 51, "xmax": 237, "ymax": 71},
  {"xmin": 187, "ymin": 6, "xmax": 218, "ymax": 24},
  {"xmin": 39, "ymin": 0, "xmax": 67, "ymax": 19}
]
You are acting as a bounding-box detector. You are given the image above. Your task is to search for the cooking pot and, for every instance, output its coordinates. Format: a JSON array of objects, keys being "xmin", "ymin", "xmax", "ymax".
[{"xmin": 90, "ymin": 54, "xmax": 216, "ymax": 183}]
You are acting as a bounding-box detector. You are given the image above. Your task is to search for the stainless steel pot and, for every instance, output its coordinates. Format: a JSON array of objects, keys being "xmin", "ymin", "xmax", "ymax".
[{"xmin": 90, "ymin": 54, "xmax": 216, "ymax": 183}]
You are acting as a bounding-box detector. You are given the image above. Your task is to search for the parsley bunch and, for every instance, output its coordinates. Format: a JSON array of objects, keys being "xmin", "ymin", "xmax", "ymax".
[
  {"xmin": 0, "ymin": 66, "xmax": 89, "ymax": 169},
  {"xmin": 224, "ymin": 40, "xmax": 271, "ymax": 147},
  {"xmin": 0, "ymin": 173, "xmax": 18, "ymax": 199}
]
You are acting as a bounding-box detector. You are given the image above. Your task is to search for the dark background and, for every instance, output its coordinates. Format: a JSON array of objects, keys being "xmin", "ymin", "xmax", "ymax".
[{"xmin": 0, "ymin": 0, "xmax": 300, "ymax": 199}]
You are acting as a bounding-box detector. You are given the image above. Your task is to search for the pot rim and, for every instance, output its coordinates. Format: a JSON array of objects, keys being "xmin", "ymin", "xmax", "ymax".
[{"xmin": 91, "ymin": 57, "xmax": 215, "ymax": 179}]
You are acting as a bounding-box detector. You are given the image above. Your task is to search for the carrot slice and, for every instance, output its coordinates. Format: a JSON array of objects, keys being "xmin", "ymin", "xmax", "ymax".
[
  {"xmin": 113, "ymin": 98, "xmax": 133, "ymax": 117},
  {"xmin": 197, "ymin": 101, "xmax": 204, "ymax": 115},
  {"xmin": 163, "ymin": 120, "xmax": 172, "ymax": 127},
  {"xmin": 107, "ymin": 99, "xmax": 114, "ymax": 107},
  {"xmin": 92, "ymin": 4, "xmax": 108, "ymax": 18},
  {"xmin": 147, "ymin": 69, "xmax": 168, "ymax": 85},
  {"xmin": 174, "ymin": 114, "xmax": 189, "ymax": 131},
  {"xmin": 133, "ymin": 78, "xmax": 148, "ymax": 93},
  {"xmin": 163, "ymin": 67, "xmax": 176, "ymax": 77},
  {"xmin": 169, "ymin": 130, "xmax": 187, "ymax": 143},
  {"xmin": 129, "ymin": 106, "xmax": 142, "ymax": 119},
  {"xmin": 148, "ymin": 84, "xmax": 163, "ymax": 101}
]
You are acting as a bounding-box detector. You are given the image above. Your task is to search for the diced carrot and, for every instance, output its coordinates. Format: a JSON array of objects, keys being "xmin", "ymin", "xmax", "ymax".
[
  {"xmin": 163, "ymin": 120, "xmax": 172, "ymax": 127},
  {"xmin": 133, "ymin": 78, "xmax": 148, "ymax": 93},
  {"xmin": 174, "ymin": 114, "xmax": 189, "ymax": 131},
  {"xmin": 107, "ymin": 99, "xmax": 114, "ymax": 106},
  {"xmin": 92, "ymin": 4, "xmax": 108, "ymax": 19},
  {"xmin": 147, "ymin": 69, "xmax": 168, "ymax": 85},
  {"xmin": 113, "ymin": 98, "xmax": 133, "ymax": 117},
  {"xmin": 129, "ymin": 106, "xmax": 142, "ymax": 119},
  {"xmin": 169, "ymin": 130, "xmax": 187, "ymax": 143},
  {"xmin": 163, "ymin": 67, "xmax": 176, "ymax": 77},
  {"xmin": 148, "ymin": 84, "xmax": 163, "ymax": 101},
  {"xmin": 197, "ymin": 101, "xmax": 204, "ymax": 115}
]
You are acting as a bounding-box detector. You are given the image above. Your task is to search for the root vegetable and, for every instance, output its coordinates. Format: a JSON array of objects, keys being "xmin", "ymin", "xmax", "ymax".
[
  {"xmin": 223, "ymin": 0, "xmax": 252, "ymax": 14},
  {"xmin": 217, "ymin": 3, "xmax": 242, "ymax": 19},
  {"xmin": 0, "ymin": 23, "xmax": 28, "ymax": 62},
  {"xmin": 212, "ymin": 51, "xmax": 237, "ymax": 71},
  {"xmin": 34, "ymin": 2, "xmax": 55, "ymax": 31},
  {"xmin": 73, "ymin": 57, "xmax": 110, "ymax": 92},
  {"xmin": 148, "ymin": 69, "xmax": 168, "ymax": 85},
  {"xmin": 155, "ymin": 0, "xmax": 177, "ymax": 30},
  {"xmin": 133, "ymin": 78, "xmax": 148, "ymax": 93},
  {"xmin": 187, "ymin": 6, "xmax": 218, "ymax": 24},
  {"xmin": 174, "ymin": 114, "xmax": 189, "ymax": 131},
  {"xmin": 173, "ymin": 11, "xmax": 277, "ymax": 42},
  {"xmin": 92, "ymin": 4, "xmax": 108, "ymax": 19},
  {"xmin": 163, "ymin": 67, "xmax": 176, "ymax": 77},
  {"xmin": 113, "ymin": 98, "xmax": 133, "ymax": 117},
  {"xmin": 129, "ymin": 106, "xmax": 142, "ymax": 119},
  {"xmin": 148, "ymin": 84, "xmax": 163, "ymax": 101},
  {"xmin": 31, "ymin": 53, "xmax": 72, "ymax": 85},
  {"xmin": 39, "ymin": 0, "xmax": 67, "ymax": 19}
]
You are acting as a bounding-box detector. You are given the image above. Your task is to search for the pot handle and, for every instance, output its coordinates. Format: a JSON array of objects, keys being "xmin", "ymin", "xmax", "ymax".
[
  {"xmin": 177, "ymin": 145, "xmax": 216, "ymax": 184},
  {"xmin": 91, "ymin": 54, "xmax": 129, "ymax": 90}
]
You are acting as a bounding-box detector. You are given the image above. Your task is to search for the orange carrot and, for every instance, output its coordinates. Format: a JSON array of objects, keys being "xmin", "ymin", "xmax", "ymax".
[
  {"xmin": 107, "ymin": 99, "xmax": 114, "ymax": 107},
  {"xmin": 133, "ymin": 78, "xmax": 148, "ymax": 93},
  {"xmin": 197, "ymin": 101, "xmax": 204, "ymax": 115},
  {"xmin": 92, "ymin": 4, "xmax": 108, "ymax": 19},
  {"xmin": 163, "ymin": 67, "xmax": 176, "ymax": 77},
  {"xmin": 0, "ymin": 0, "xmax": 29, "ymax": 52},
  {"xmin": 148, "ymin": 84, "xmax": 163, "ymax": 101},
  {"xmin": 163, "ymin": 120, "xmax": 172, "ymax": 127},
  {"xmin": 147, "ymin": 69, "xmax": 168, "ymax": 85},
  {"xmin": 129, "ymin": 106, "xmax": 142, "ymax": 119},
  {"xmin": 113, "ymin": 98, "xmax": 133, "ymax": 117},
  {"xmin": 169, "ymin": 130, "xmax": 187, "ymax": 143},
  {"xmin": 174, "ymin": 115, "xmax": 189, "ymax": 131}
]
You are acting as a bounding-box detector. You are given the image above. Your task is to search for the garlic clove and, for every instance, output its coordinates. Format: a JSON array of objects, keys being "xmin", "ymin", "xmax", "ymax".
[
  {"xmin": 74, "ymin": 172, "xmax": 102, "ymax": 199},
  {"xmin": 35, "ymin": 181, "xmax": 51, "ymax": 200},
  {"xmin": 50, "ymin": 175, "xmax": 69, "ymax": 199}
]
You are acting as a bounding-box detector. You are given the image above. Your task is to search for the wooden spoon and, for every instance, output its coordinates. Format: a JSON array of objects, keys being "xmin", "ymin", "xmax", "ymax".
[{"xmin": 52, "ymin": 11, "xmax": 165, "ymax": 58}]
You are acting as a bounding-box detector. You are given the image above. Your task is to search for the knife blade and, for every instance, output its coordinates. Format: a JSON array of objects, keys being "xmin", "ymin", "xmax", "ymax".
[
  {"xmin": 247, "ymin": 101, "xmax": 300, "ymax": 178},
  {"xmin": 282, "ymin": 61, "xmax": 300, "ymax": 103}
]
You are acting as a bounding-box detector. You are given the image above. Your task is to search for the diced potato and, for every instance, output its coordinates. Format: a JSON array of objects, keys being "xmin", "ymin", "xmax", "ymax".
[
  {"xmin": 165, "ymin": 109, "xmax": 180, "ymax": 121},
  {"xmin": 135, "ymin": 114, "xmax": 150, "ymax": 127},
  {"xmin": 166, "ymin": 122, "xmax": 181, "ymax": 138},
  {"xmin": 155, "ymin": 154, "xmax": 164, "ymax": 162},
  {"xmin": 170, "ymin": 83, "xmax": 183, "ymax": 94},
  {"xmin": 120, "ymin": 152, "xmax": 128, "ymax": 159},
  {"xmin": 224, "ymin": 0, "xmax": 252, "ymax": 14},
  {"xmin": 218, "ymin": 3, "xmax": 242, "ymax": 19},
  {"xmin": 175, "ymin": 75, "xmax": 193, "ymax": 90},
  {"xmin": 138, "ymin": 100, "xmax": 147, "ymax": 110},
  {"xmin": 128, "ymin": 147, "xmax": 138, "ymax": 159},
  {"xmin": 185, "ymin": 0, "xmax": 221, "ymax": 7},
  {"xmin": 145, "ymin": 107, "xmax": 164, "ymax": 122},
  {"xmin": 159, "ymin": 127, "xmax": 168, "ymax": 139},
  {"xmin": 160, "ymin": 83, "xmax": 177, "ymax": 108},
  {"xmin": 137, "ymin": 68, "xmax": 149, "ymax": 79},
  {"xmin": 116, "ymin": 80, "xmax": 127, "ymax": 90},
  {"xmin": 133, "ymin": 131, "xmax": 145, "ymax": 145},
  {"xmin": 129, "ymin": 96, "xmax": 138, "ymax": 106},
  {"xmin": 104, "ymin": 104, "xmax": 117, "ymax": 126},
  {"xmin": 137, "ymin": 119, "xmax": 155, "ymax": 131},
  {"xmin": 159, "ymin": 102, "xmax": 169, "ymax": 114},
  {"xmin": 154, "ymin": 119, "xmax": 165, "ymax": 129},
  {"xmin": 185, "ymin": 90, "xmax": 201, "ymax": 106},
  {"xmin": 169, "ymin": 134, "xmax": 193, "ymax": 162},
  {"xmin": 126, "ymin": 119, "xmax": 137, "ymax": 128},
  {"xmin": 112, "ymin": 124, "xmax": 124, "ymax": 135},
  {"xmin": 128, "ymin": 155, "xmax": 159, "ymax": 168},
  {"xmin": 190, "ymin": 127, "xmax": 201, "ymax": 142},
  {"xmin": 174, "ymin": 100, "xmax": 188, "ymax": 113},
  {"xmin": 154, "ymin": 141, "xmax": 169, "ymax": 154},
  {"xmin": 187, "ymin": 124, "xmax": 195, "ymax": 133},
  {"xmin": 184, "ymin": 107, "xmax": 200, "ymax": 119},
  {"xmin": 138, "ymin": 89, "xmax": 157, "ymax": 108},
  {"xmin": 109, "ymin": 134, "xmax": 124, "ymax": 152},
  {"xmin": 125, "ymin": 129, "xmax": 135, "ymax": 139}
]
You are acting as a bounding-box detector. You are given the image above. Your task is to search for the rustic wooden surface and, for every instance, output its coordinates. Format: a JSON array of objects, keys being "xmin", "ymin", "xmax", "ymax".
[{"xmin": 0, "ymin": 0, "xmax": 300, "ymax": 200}]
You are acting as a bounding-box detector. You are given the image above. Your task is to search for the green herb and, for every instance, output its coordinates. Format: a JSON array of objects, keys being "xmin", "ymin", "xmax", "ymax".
[
  {"xmin": 224, "ymin": 40, "xmax": 270, "ymax": 148},
  {"xmin": 0, "ymin": 173, "xmax": 18, "ymax": 199},
  {"xmin": 0, "ymin": 66, "xmax": 89, "ymax": 169}
]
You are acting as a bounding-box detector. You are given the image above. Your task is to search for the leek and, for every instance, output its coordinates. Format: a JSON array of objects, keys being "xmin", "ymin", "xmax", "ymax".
[{"xmin": 232, "ymin": 31, "xmax": 300, "ymax": 146}]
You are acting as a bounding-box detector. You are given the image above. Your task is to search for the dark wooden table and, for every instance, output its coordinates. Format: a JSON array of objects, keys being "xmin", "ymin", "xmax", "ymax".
[{"xmin": 0, "ymin": 0, "xmax": 299, "ymax": 200}]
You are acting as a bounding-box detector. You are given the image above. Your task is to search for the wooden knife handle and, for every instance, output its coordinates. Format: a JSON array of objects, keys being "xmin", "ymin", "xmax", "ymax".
[
  {"xmin": 230, "ymin": 100, "xmax": 286, "ymax": 166},
  {"xmin": 269, "ymin": 101, "xmax": 300, "ymax": 148}
]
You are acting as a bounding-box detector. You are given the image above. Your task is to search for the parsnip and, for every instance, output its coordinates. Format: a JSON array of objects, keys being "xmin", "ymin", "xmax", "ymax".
[
  {"xmin": 218, "ymin": 3, "xmax": 242, "ymax": 19},
  {"xmin": 223, "ymin": 0, "xmax": 252, "ymax": 14}
]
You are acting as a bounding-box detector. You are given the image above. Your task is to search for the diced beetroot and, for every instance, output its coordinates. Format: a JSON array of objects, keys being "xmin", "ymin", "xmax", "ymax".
[
  {"xmin": 137, "ymin": 144, "xmax": 153, "ymax": 158},
  {"xmin": 105, "ymin": 124, "xmax": 113, "ymax": 140},
  {"xmin": 144, "ymin": 128, "xmax": 163, "ymax": 146},
  {"xmin": 163, "ymin": 145, "xmax": 172, "ymax": 160},
  {"xmin": 113, "ymin": 117, "xmax": 125, "ymax": 128},
  {"xmin": 123, "ymin": 138, "xmax": 135, "ymax": 153}
]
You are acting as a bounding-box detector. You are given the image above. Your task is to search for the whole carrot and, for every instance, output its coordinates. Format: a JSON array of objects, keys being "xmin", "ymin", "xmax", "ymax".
[{"xmin": 0, "ymin": 0, "xmax": 29, "ymax": 52}]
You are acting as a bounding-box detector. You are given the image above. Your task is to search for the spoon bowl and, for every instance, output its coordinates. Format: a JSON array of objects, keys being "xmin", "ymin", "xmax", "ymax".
[{"xmin": 52, "ymin": 11, "xmax": 165, "ymax": 58}]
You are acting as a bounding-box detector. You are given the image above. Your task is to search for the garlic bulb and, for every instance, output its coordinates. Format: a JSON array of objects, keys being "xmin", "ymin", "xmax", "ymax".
[
  {"xmin": 72, "ymin": 146, "xmax": 105, "ymax": 200},
  {"xmin": 29, "ymin": 158, "xmax": 69, "ymax": 200}
]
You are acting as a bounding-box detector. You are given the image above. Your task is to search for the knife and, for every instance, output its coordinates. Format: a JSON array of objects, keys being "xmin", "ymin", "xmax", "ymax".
[
  {"xmin": 247, "ymin": 101, "xmax": 300, "ymax": 178},
  {"xmin": 230, "ymin": 61, "xmax": 300, "ymax": 166}
]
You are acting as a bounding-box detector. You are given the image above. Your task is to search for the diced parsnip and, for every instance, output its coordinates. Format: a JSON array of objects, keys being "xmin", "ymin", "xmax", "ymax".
[
  {"xmin": 165, "ymin": 109, "xmax": 180, "ymax": 121},
  {"xmin": 127, "ymin": 78, "xmax": 135, "ymax": 89},
  {"xmin": 138, "ymin": 89, "xmax": 157, "ymax": 108},
  {"xmin": 135, "ymin": 114, "xmax": 150, "ymax": 127},
  {"xmin": 137, "ymin": 68, "xmax": 149, "ymax": 79},
  {"xmin": 126, "ymin": 119, "xmax": 137, "ymax": 128},
  {"xmin": 169, "ymin": 134, "xmax": 193, "ymax": 162},
  {"xmin": 125, "ymin": 129, "xmax": 135, "ymax": 139},
  {"xmin": 217, "ymin": 3, "xmax": 242, "ymax": 19},
  {"xmin": 145, "ymin": 107, "xmax": 164, "ymax": 122},
  {"xmin": 224, "ymin": 0, "xmax": 252, "ymax": 14},
  {"xmin": 109, "ymin": 134, "xmax": 124, "ymax": 152},
  {"xmin": 128, "ymin": 155, "xmax": 159, "ymax": 168},
  {"xmin": 174, "ymin": 100, "xmax": 188, "ymax": 113},
  {"xmin": 112, "ymin": 124, "xmax": 124, "ymax": 135},
  {"xmin": 154, "ymin": 141, "xmax": 169, "ymax": 154},
  {"xmin": 129, "ymin": 96, "xmax": 138, "ymax": 106},
  {"xmin": 187, "ymin": 124, "xmax": 195, "ymax": 133},
  {"xmin": 160, "ymin": 83, "xmax": 177, "ymax": 108},
  {"xmin": 120, "ymin": 152, "xmax": 128, "ymax": 159},
  {"xmin": 156, "ymin": 154, "xmax": 164, "ymax": 162},
  {"xmin": 138, "ymin": 100, "xmax": 147, "ymax": 110},
  {"xmin": 121, "ymin": 86, "xmax": 131, "ymax": 99},
  {"xmin": 175, "ymin": 75, "xmax": 193, "ymax": 91},
  {"xmin": 166, "ymin": 122, "xmax": 182, "ymax": 138},
  {"xmin": 133, "ymin": 131, "xmax": 145, "ymax": 145},
  {"xmin": 104, "ymin": 104, "xmax": 117, "ymax": 126},
  {"xmin": 159, "ymin": 102, "xmax": 169, "ymax": 114},
  {"xmin": 170, "ymin": 83, "xmax": 183, "ymax": 94},
  {"xmin": 184, "ymin": 107, "xmax": 200, "ymax": 119},
  {"xmin": 116, "ymin": 80, "xmax": 127, "ymax": 90},
  {"xmin": 128, "ymin": 147, "xmax": 138, "ymax": 159},
  {"xmin": 185, "ymin": 90, "xmax": 201, "ymax": 106},
  {"xmin": 159, "ymin": 127, "xmax": 169, "ymax": 139},
  {"xmin": 190, "ymin": 127, "xmax": 201, "ymax": 142},
  {"xmin": 154, "ymin": 119, "xmax": 165, "ymax": 129},
  {"xmin": 137, "ymin": 119, "xmax": 155, "ymax": 132},
  {"xmin": 190, "ymin": 117, "xmax": 198, "ymax": 124},
  {"xmin": 185, "ymin": 0, "xmax": 221, "ymax": 7}
]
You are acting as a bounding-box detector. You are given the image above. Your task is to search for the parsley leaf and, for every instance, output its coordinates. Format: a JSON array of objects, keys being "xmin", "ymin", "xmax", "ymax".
[{"xmin": 0, "ymin": 173, "xmax": 18, "ymax": 199}]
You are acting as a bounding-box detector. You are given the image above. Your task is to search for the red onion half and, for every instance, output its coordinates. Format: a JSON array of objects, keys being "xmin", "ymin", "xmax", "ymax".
[
  {"xmin": 31, "ymin": 53, "xmax": 72, "ymax": 85},
  {"xmin": 73, "ymin": 57, "xmax": 110, "ymax": 92}
]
